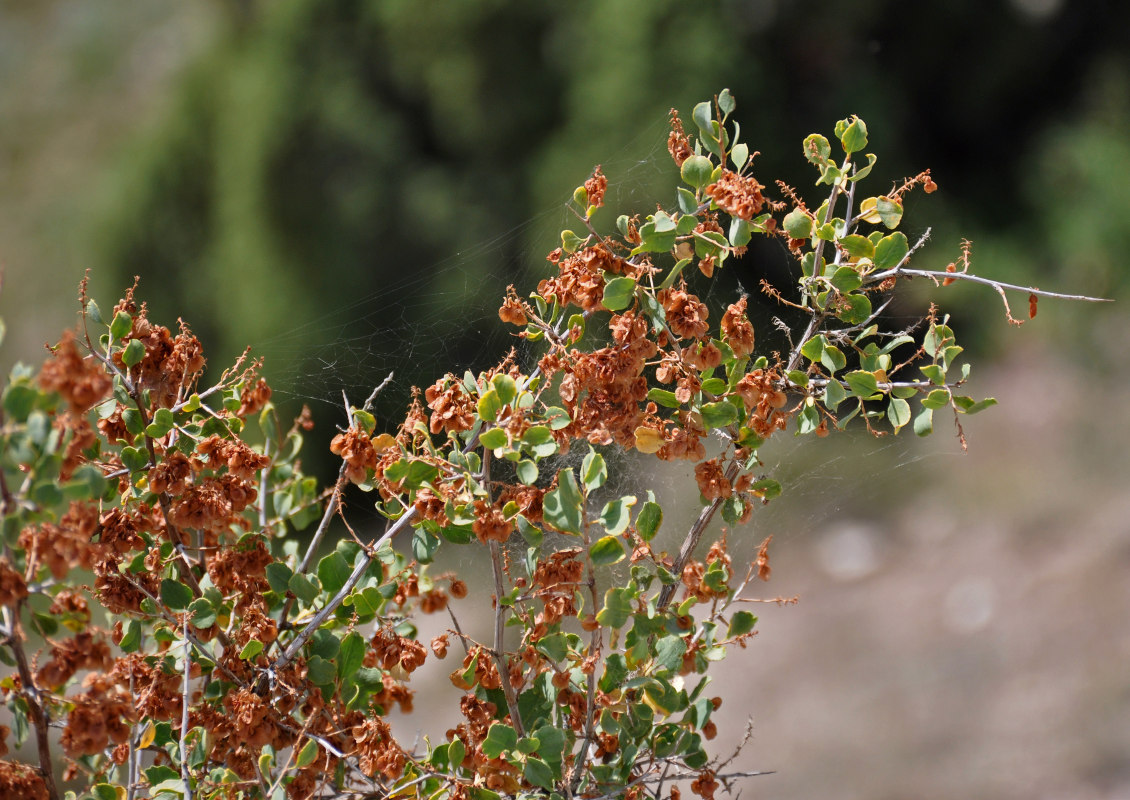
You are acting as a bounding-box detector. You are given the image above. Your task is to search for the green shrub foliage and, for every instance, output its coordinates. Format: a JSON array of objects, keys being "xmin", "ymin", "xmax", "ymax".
[{"xmin": 0, "ymin": 92, "xmax": 1099, "ymax": 800}]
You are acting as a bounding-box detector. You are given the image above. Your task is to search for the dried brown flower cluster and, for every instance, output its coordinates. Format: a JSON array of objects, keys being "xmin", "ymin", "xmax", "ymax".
[{"xmin": 705, "ymin": 169, "xmax": 766, "ymax": 221}]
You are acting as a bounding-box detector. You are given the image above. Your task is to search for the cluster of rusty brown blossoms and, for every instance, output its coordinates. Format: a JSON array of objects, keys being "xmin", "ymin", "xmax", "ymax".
[{"xmin": 0, "ymin": 91, "xmax": 1104, "ymax": 800}]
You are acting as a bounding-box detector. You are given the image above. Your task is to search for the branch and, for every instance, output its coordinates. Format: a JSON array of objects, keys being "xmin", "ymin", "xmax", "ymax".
[
  {"xmin": 180, "ymin": 616, "xmax": 194, "ymax": 800},
  {"xmin": 884, "ymin": 267, "xmax": 1111, "ymax": 304},
  {"xmin": 482, "ymin": 449, "xmax": 525, "ymax": 737},
  {"xmin": 297, "ymin": 373, "xmax": 394, "ymax": 574},
  {"xmin": 656, "ymin": 460, "xmax": 741, "ymax": 611},
  {"xmin": 271, "ymin": 506, "xmax": 419, "ymax": 674},
  {"xmin": 1, "ymin": 606, "xmax": 60, "ymax": 800}
]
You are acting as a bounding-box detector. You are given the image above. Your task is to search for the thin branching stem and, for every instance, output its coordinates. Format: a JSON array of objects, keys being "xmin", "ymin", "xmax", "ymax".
[
  {"xmin": 482, "ymin": 449, "xmax": 526, "ymax": 737},
  {"xmin": 2, "ymin": 605, "xmax": 60, "ymax": 800},
  {"xmin": 180, "ymin": 615, "xmax": 194, "ymax": 800}
]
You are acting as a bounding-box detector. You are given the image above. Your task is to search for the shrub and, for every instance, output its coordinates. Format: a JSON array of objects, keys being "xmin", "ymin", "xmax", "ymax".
[{"xmin": 0, "ymin": 91, "xmax": 1105, "ymax": 800}]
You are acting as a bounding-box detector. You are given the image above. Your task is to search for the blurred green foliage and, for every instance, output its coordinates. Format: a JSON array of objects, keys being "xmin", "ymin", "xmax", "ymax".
[{"xmin": 6, "ymin": 0, "xmax": 1127, "ymax": 475}]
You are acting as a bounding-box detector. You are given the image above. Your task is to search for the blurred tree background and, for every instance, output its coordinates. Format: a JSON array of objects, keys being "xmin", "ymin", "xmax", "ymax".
[{"xmin": 2, "ymin": 1, "xmax": 1128, "ymax": 798}]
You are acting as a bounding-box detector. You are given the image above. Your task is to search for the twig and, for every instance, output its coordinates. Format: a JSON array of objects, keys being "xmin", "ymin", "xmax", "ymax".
[
  {"xmin": 127, "ymin": 668, "xmax": 139, "ymax": 800},
  {"xmin": 882, "ymin": 266, "xmax": 1111, "ymax": 304},
  {"xmin": 657, "ymin": 460, "xmax": 742, "ymax": 610},
  {"xmin": 1, "ymin": 606, "xmax": 60, "ymax": 800},
  {"xmin": 297, "ymin": 373, "xmax": 393, "ymax": 575},
  {"xmin": 271, "ymin": 506, "xmax": 418, "ymax": 673},
  {"xmin": 180, "ymin": 615, "xmax": 194, "ymax": 800},
  {"xmin": 482, "ymin": 449, "xmax": 525, "ymax": 737}
]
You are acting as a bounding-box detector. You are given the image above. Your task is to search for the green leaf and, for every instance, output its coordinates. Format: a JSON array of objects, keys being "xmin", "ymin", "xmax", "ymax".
[
  {"xmin": 824, "ymin": 379, "xmax": 846, "ymax": 411},
  {"xmin": 602, "ymin": 276, "xmax": 637, "ymax": 312},
  {"xmin": 752, "ymin": 478, "xmax": 782, "ymax": 500},
  {"xmin": 582, "ymin": 447, "xmax": 607, "ymax": 492},
  {"xmin": 692, "ymin": 102, "xmax": 720, "ymax": 156},
  {"xmin": 887, "ymin": 397, "xmax": 912, "ymax": 431},
  {"xmin": 876, "ymin": 197, "xmax": 903, "ymax": 229},
  {"xmin": 647, "ymin": 388, "xmax": 681, "ymax": 409},
  {"xmin": 92, "ymin": 784, "xmax": 120, "ymax": 800},
  {"xmin": 590, "ymin": 536, "xmax": 626, "ymax": 567},
  {"xmin": 729, "ymin": 215, "xmax": 752, "ymax": 248},
  {"xmin": 700, "ymin": 400, "xmax": 738, "ymax": 429},
  {"xmin": 482, "ymin": 723, "xmax": 519, "ymax": 759},
  {"xmin": 110, "ymin": 310, "xmax": 133, "ymax": 340},
  {"xmin": 600, "ymin": 495, "xmax": 636, "ymax": 536},
  {"xmin": 830, "ymin": 266, "xmax": 863, "ymax": 294},
  {"xmin": 837, "ymin": 293, "xmax": 872, "ymax": 325},
  {"xmin": 952, "ymin": 396, "xmax": 998, "ymax": 414},
  {"xmin": 524, "ymin": 757, "xmax": 555, "ymax": 790},
  {"xmin": 239, "ymin": 639, "xmax": 264, "ymax": 660},
  {"xmin": 143, "ymin": 766, "xmax": 180, "ymax": 786},
  {"xmin": 803, "ymin": 133, "xmax": 832, "ymax": 166},
  {"xmin": 677, "ymin": 187, "xmax": 699, "ymax": 215},
  {"xmin": 1, "ymin": 383, "xmax": 37, "ymax": 420},
  {"xmin": 543, "ymin": 406, "xmax": 571, "ymax": 431},
  {"xmin": 288, "ymin": 572, "xmax": 319, "ymax": 604},
  {"xmin": 920, "ymin": 364, "xmax": 946, "ymax": 385},
  {"xmin": 849, "ymin": 152, "xmax": 878, "ymax": 182},
  {"xmin": 477, "ymin": 389, "xmax": 502, "ymax": 423},
  {"xmin": 922, "ymin": 389, "xmax": 950, "ymax": 410},
  {"xmin": 307, "ymin": 655, "xmax": 336, "ymax": 686},
  {"xmin": 821, "ymin": 345, "xmax": 847, "ymax": 374},
  {"xmin": 478, "ymin": 427, "xmax": 509, "ymax": 450},
  {"xmin": 717, "ymin": 88, "xmax": 736, "ymax": 116},
  {"xmin": 189, "ymin": 597, "xmax": 216, "ymax": 629},
  {"xmin": 701, "ymin": 378, "xmax": 727, "ymax": 396},
  {"xmin": 838, "ymin": 115, "xmax": 868, "ymax": 154},
  {"xmin": 800, "ymin": 335, "xmax": 827, "ymax": 364},
  {"xmin": 560, "ymin": 229, "xmax": 584, "ymax": 253},
  {"xmin": 596, "ymin": 587, "xmax": 633, "ymax": 629},
  {"xmin": 913, "ymin": 407, "xmax": 934, "ymax": 436},
  {"xmin": 338, "ymin": 632, "xmax": 365, "ymax": 680},
  {"xmin": 312, "ymin": 629, "xmax": 342, "ymax": 660},
  {"xmin": 636, "ymin": 501, "xmax": 662, "ymax": 542},
  {"xmin": 728, "ymin": 610, "xmax": 758, "ymax": 637},
  {"xmin": 449, "ymin": 738, "xmax": 466, "ymax": 771},
  {"xmin": 844, "ymin": 370, "xmax": 880, "ymax": 398},
  {"xmin": 535, "ymin": 632, "xmax": 571, "ymax": 662},
  {"xmin": 783, "ymin": 208, "xmax": 813, "ymax": 239},
  {"xmin": 681, "ymin": 155, "xmax": 714, "ymax": 190},
  {"xmin": 491, "ymin": 374, "xmax": 517, "ymax": 406},
  {"xmin": 120, "ymin": 445, "xmax": 150, "ymax": 473},
  {"xmin": 317, "ymin": 552, "xmax": 352, "ymax": 595},
  {"xmin": 295, "ymin": 739, "xmax": 319, "ymax": 769},
  {"xmin": 730, "ymin": 141, "xmax": 749, "ymax": 171},
  {"xmin": 516, "ymin": 459, "xmax": 538, "ymax": 485},
  {"xmin": 839, "ymin": 234, "xmax": 875, "ymax": 259},
  {"xmin": 84, "ymin": 298, "xmax": 104, "ymax": 325},
  {"xmin": 676, "ymin": 212, "xmax": 700, "ymax": 235},
  {"xmin": 654, "ymin": 636, "xmax": 687, "ymax": 674},
  {"xmin": 350, "ymin": 408, "xmax": 376, "ymax": 435},
  {"xmin": 796, "ymin": 402, "xmax": 820, "ymax": 434},
  {"xmin": 543, "ymin": 468, "xmax": 583, "ymax": 534},
  {"xmin": 160, "ymin": 579, "xmax": 193, "ymax": 611},
  {"xmin": 265, "ymin": 562, "xmax": 293, "ymax": 593},
  {"xmin": 873, "ymin": 232, "xmax": 909, "ymax": 270},
  {"xmin": 120, "ymin": 619, "xmax": 142, "ymax": 653},
  {"xmin": 122, "ymin": 338, "xmax": 146, "ymax": 367}
]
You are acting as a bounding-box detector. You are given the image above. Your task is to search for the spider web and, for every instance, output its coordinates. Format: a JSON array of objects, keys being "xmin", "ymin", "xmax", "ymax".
[
  {"xmin": 248, "ymin": 109, "xmax": 952, "ymax": 562},
  {"xmin": 242, "ymin": 112, "xmax": 967, "ymax": 751}
]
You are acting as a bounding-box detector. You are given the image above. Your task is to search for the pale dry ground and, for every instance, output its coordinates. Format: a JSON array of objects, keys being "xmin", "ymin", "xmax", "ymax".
[{"xmin": 719, "ymin": 336, "xmax": 1130, "ymax": 800}]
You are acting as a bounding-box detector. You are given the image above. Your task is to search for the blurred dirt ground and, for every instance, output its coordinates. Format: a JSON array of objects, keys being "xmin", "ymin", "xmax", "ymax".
[{"xmin": 717, "ymin": 337, "xmax": 1130, "ymax": 800}]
